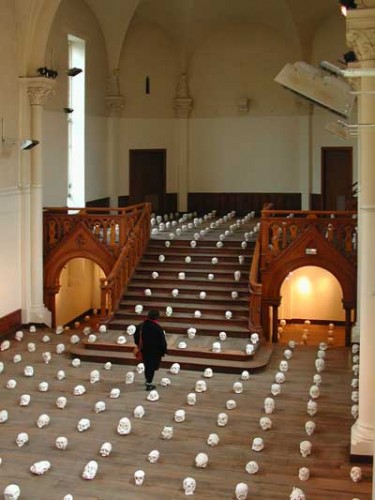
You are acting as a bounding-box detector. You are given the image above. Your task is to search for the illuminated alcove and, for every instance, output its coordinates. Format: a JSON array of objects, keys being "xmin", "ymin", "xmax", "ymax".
[
  {"xmin": 55, "ymin": 258, "xmax": 105, "ymax": 326},
  {"xmin": 278, "ymin": 265, "xmax": 345, "ymax": 322}
]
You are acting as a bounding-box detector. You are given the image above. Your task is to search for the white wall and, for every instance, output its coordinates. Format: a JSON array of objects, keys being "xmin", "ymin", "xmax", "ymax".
[{"xmin": 279, "ymin": 266, "xmax": 345, "ymax": 321}]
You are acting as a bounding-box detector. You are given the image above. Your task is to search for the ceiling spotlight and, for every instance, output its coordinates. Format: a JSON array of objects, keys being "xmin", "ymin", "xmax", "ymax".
[
  {"xmin": 67, "ymin": 67, "xmax": 83, "ymax": 77},
  {"xmin": 339, "ymin": 0, "xmax": 357, "ymax": 16},
  {"xmin": 20, "ymin": 139, "xmax": 39, "ymax": 150}
]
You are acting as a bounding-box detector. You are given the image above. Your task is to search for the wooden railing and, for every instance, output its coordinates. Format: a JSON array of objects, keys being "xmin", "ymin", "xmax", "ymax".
[
  {"xmin": 260, "ymin": 210, "xmax": 357, "ymax": 270},
  {"xmin": 99, "ymin": 204, "xmax": 151, "ymax": 321},
  {"xmin": 43, "ymin": 204, "xmax": 148, "ymax": 258},
  {"xmin": 248, "ymin": 239, "xmax": 262, "ymax": 333}
]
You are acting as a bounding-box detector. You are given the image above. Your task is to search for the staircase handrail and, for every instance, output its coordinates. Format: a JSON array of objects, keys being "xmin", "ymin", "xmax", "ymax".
[
  {"xmin": 99, "ymin": 203, "xmax": 151, "ymax": 321},
  {"xmin": 248, "ymin": 238, "xmax": 262, "ymax": 332}
]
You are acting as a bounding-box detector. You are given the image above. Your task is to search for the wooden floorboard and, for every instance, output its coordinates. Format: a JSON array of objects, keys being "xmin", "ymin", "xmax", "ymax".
[{"xmin": 0, "ymin": 326, "xmax": 371, "ymax": 499}]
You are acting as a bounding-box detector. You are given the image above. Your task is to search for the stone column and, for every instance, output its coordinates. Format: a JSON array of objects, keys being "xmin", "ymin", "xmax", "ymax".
[
  {"xmin": 106, "ymin": 69, "xmax": 125, "ymax": 207},
  {"xmin": 173, "ymin": 73, "xmax": 193, "ymax": 212},
  {"xmin": 346, "ymin": 9, "xmax": 375, "ymax": 457},
  {"xmin": 26, "ymin": 77, "xmax": 56, "ymax": 326}
]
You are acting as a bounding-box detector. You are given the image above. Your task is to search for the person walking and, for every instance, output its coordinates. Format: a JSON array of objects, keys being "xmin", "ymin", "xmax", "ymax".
[{"xmin": 134, "ymin": 309, "xmax": 167, "ymax": 391}]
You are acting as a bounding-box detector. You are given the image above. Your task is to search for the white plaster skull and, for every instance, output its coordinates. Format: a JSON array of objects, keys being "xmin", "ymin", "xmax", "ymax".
[
  {"xmin": 0, "ymin": 410, "xmax": 8, "ymax": 423},
  {"xmin": 351, "ymin": 404, "xmax": 359, "ymax": 419},
  {"xmin": 90, "ymin": 370, "xmax": 100, "ymax": 384},
  {"xmin": 134, "ymin": 304, "xmax": 143, "ymax": 314},
  {"xmin": 241, "ymin": 370, "xmax": 250, "ymax": 381},
  {"xmin": 29, "ymin": 325, "xmax": 37, "ymax": 333},
  {"xmin": 42, "ymin": 352, "xmax": 51, "ymax": 364},
  {"xmin": 151, "ymin": 271, "xmax": 159, "ymax": 279},
  {"xmin": 127, "ymin": 324, "xmax": 136, "ymax": 335},
  {"xmin": 6, "ymin": 379, "xmax": 17, "ymax": 390},
  {"xmin": 185, "ymin": 256, "xmax": 192, "ymax": 264},
  {"xmin": 183, "ymin": 477, "xmax": 196, "ymax": 496},
  {"xmin": 216, "ymin": 241, "xmax": 223, "ymax": 248},
  {"xmin": 72, "ymin": 358, "xmax": 81, "ymax": 367},
  {"xmin": 352, "ymin": 364, "xmax": 359, "ymax": 376},
  {"xmin": 125, "ymin": 372, "xmax": 135, "ymax": 384},
  {"xmin": 195, "ymin": 380, "xmax": 207, "ymax": 393},
  {"xmin": 110, "ymin": 388, "xmax": 120, "ymax": 398},
  {"xmin": 144, "ymin": 288, "xmax": 152, "ymax": 296},
  {"xmin": 170, "ymin": 363, "xmax": 180, "ymax": 375},
  {"xmin": 190, "ymin": 241, "xmax": 197, "ymax": 248},
  {"xmin": 178, "ymin": 341, "xmax": 187, "ymax": 349},
  {"xmin": 117, "ymin": 417, "xmax": 131, "ymax": 435},
  {"xmin": 187, "ymin": 327, "xmax": 196, "ymax": 339},
  {"xmin": 203, "ymin": 368, "xmax": 213, "ymax": 378},
  {"xmin": 233, "ymin": 381, "xmax": 243, "ymax": 394},
  {"xmin": 319, "ymin": 342, "xmax": 328, "ymax": 351},
  {"xmin": 36, "ymin": 413, "xmax": 51, "ymax": 429},
  {"xmin": 15, "ymin": 331, "xmax": 24, "ymax": 341},
  {"xmin": 55, "ymin": 325, "xmax": 64, "ymax": 334},
  {"xmin": 95, "ymin": 401, "xmax": 106, "ymax": 413},
  {"xmin": 352, "ymin": 343, "xmax": 360, "ymax": 354},
  {"xmin": 187, "ymin": 393, "xmax": 196, "ymax": 405},
  {"xmin": 307, "ymin": 400, "xmax": 318, "ymax": 416},
  {"xmin": 82, "ymin": 460, "xmax": 98, "ymax": 480},
  {"xmin": 313, "ymin": 374, "xmax": 322, "ymax": 386},
  {"xmin": 24, "ymin": 365, "xmax": 34, "ymax": 377},
  {"xmin": 300, "ymin": 440, "xmax": 312, "ymax": 458},
  {"xmin": 38, "ymin": 381, "xmax": 49, "ymax": 392},
  {"xmin": 148, "ymin": 450, "xmax": 160, "ymax": 463},
  {"xmin": 174, "ymin": 409, "xmax": 186, "ymax": 423},
  {"xmin": 225, "ymin": 310, "xmax": 232, "ymax": 320},
  {"xmin": 212, "ymin": 341, "xmax": 221, "ymax": 353},
  {"xmin": 77, "ymin": 418, "xmax": 91, "ymax": 432},
  {"xmin": 178, "ymin": 272, "xmax": 185, "ymax": 280},
  {"xmin": 16, "ymin": 432, "xmax": 29, "ymax": 448},
  {"xmin": 27, "ymin": 342, "xmax": 36, "ymax": 352},
  {"xmin": 290, "ymin": 487, "xmax": 306, "ymax": 500},
  {"xmin": 56, "ymin": 370, "xmax": 66, "ymax": 381},
  {"xmin": 1, "ymin": 340, "xmax": 10, "ymax": 351},
  {"xmin": 288, "ymin": 340, "xmax": 296, "ymax": 349},
  {"xmin": 147, "ymin": 389, "xmax": 159, "ymax": 402},
  {"xmin": 134, "ymin": 405, "xmax": 145, "ymax": 419},
  {"xmin": 245, "ymin": 460, "xmax": 259, "ymax": 474},
  {"xmin": 317, "ymin": 350, "xmax": 326, "ymax": 359},
  {"xmin": 207, "ymin": 433, "xmax": 220, "ymax": 447},
  {"xmin": 315, "ymin": 358, "xmax": 325, "ymax": 373},
  {"xmin": 87, "ymin": 334, "xmax": 97, "ymax": 344},
  {"xmin": 275, "ymin": 372, "xmax": 285, "ymax": 384},
  {"xmin": 207, "ymin": 273, "xmax": 214, "ymax": 280},
  {"xmin": 70, "ymin": 334, "xmax": 80, "ymax": 344},
  {"xmin": 56, "ymin": 343, "xmax": 65, "ymax": 354},
  {"xmin": 30, "ymin": 461, "xmax": 51, "ymax": 475},
  {"xmin": 234, "ymin": 270, "xmax": 241, "ymax": 282},
  {"xmin": 199, "ymin": 291, "xmax": 206, "ymax": 300},
  {"xmin": 284, "ymin": 349, "xmax": 293, "ymax": 360},
  {"xmin": 100, "ymin": 442, "xmax": 112, "ymax": 457},
  {"xmin": 55, "ymin": 436, "xmax": 68, "ymax": 450},
  {"xmin": 159, "ymin": 254, "xmax": 165, "ymax": 262},
  {"xmin": 117, "ymin": 335, "xmax": 126, "ymax": 345},
  {"xmin": 217, "ymin": 412, "xmax": 228, "ymax": 427},
  {"xmin": 252, "ymin": 437, "xmax": 264, "ymax": 451},
  {"xmin": 134, "ymin": 470, "xmax": 145, "ymax": 486},
  {"xmin": 56, "ymin": 396, "xmax": 67, "ymax": 409},
  {"xmin": 12, "ymin": 354, "xmax": 22, "ymax": 364},
  {"xmin": 309, "ymin": 385, "xmax": 320, "ymax": 399},
  {"xmin": 172, "ymin": 288, "xmax": 179, "ymax": 297},
  {"xmin": 352, "ymin": 354, "xmax": 359, "ymax": 364},
  {"xmin": 104, "ymin": 362, "xmax": 112, "ymax": 370},
  {"xmin": 279, "ymin": 360, "xmax": 289, "ymax": 372},
  {"xmin": 264, "ymin": 397, "xmax": 275, "ymax": 414},
  {"xmin": 20, "ymin": 394, "xmax": 31, "ymax": 407},
  {"xmin": 245, "ymin": 344, "xmax": 255, "ymax": 355},
  {"xmin": 136, "ymin": 363, "xmax": 145, "ymax": 374},
  {"xmin": 83, "ymin": 326, "xmax": 91, "ymax": 336},
  {"xmin": 0, "ymin": 361, "xmax": 4, "ymax": 374},
  {"xmin": 350, "ymin": 466, "xmax": 362, "ymax": 483},
  {"xmin": 218, "ymin": 331, "xmax": 227, "ymax": 341},
  {"xmin": 161, "ymin": 426, "xmax": 174, "ymax": 439},
  {"xmin": 195, "ymin": 452, "xmax": 208, "ymax": 468},
  {"xmin": 250, "ymin": 333, "xmax": 259, "ymax": 344},
  {"xmin": 160, "ymin": 377, "xmax": 171, "ymax": 387},
  {"xmin": 226, "ymin": 399, "xmax": 237, "ymax": 410},
  {"xmin": 351, "ymin": 378, "xmax": 359, "ymax": 389},
  {"xmin": 73, "ymin": 385, "xmax": 86, "ymax": 396},
  {"xmin": 351, "ymin": 391, "xmax": 359, "ymax": 403},
  {"xmin": 305, "ymin": 420, "xmax": 316, "ymax": 436},
  {"xmin": 298, "ymin": 467, "xmax": 310, "ymax": 481},
  {"xmin": 194, "ymin": 310, "xmax": 202, "ymax": 318},
  {"xmin": 259, "ymin": 416, "xmax": 272, "ymax": 431},
  {"xmin": 235, "ymin": 482, "xmax": 248, "ymax": 500},
  {"xmin": 271, "ymin": 383, "xmax": 281, "ymax": 396}
]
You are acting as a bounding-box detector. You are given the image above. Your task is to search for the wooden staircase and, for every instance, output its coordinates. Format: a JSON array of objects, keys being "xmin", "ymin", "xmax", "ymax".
[{"xmin": 71, "ymin": 220, "xmax": 273, "ymax": 372}]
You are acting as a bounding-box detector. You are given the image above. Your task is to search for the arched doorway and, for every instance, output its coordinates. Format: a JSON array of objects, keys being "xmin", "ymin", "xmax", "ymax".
[
  {"xmin": 278, "ymin": 266, "xmax": 346, "ymax": 345},
  {"xmin": 55, "ymin": 258, "xmax": 105, "ymax": 326}
]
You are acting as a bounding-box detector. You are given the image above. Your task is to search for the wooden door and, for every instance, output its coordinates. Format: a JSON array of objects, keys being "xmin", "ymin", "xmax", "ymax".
[
  {"xmin": 321, "ymin": 147, "xmax": 352, "ymax": 211},
  {"xmin": 129, "ymin": 149, "xmax": 166, "ymax": 211}
]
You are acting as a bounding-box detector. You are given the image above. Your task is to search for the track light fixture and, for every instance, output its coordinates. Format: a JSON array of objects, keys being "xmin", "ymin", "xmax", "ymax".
[
  {"xmin": 67, "ymin": 67, "xmax": 83, "ymax": 77},
  {"xmin": 64, "ymin": 107, "xmax": 74, "ymax": 114},
  {"xmin": 37, "ymin": 67, "xmax": 58, "ymax": 79},
  {"xmin": 339, "ymin": 0, "xmax": 357, "ymax": 16},
  {"xmin": 1, "ymin": 118, "xmax": 39, "ymax": 150}
]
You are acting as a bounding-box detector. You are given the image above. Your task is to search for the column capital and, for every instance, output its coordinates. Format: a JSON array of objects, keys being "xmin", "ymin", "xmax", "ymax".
[
  {"xmin": 174, "ymin": 72, "xmax": 193, "ymax": 118},
  {"xmin": 106, "ymin": 94, "xmax": 125, "ymax": 116},
  {"xmin": 22, "ymin": 77, "xmax": 57, "ymax": 106},
  {"xmin": 346, "ymin": 8, "xmax": 375, "ymax": 61}
]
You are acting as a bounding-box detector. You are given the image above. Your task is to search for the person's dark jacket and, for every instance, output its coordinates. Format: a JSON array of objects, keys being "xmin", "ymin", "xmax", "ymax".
[{"xmin": 134, "ymin": 319, "xmax": 167, "ymax": 360}]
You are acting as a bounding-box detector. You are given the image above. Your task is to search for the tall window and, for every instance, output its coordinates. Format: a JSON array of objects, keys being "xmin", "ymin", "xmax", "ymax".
[{"xmin": 67, "ymin": 34, "xmax": 85, "ymax": 208}]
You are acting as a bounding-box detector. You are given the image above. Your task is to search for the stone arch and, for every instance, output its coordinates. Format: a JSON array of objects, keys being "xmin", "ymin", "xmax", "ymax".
[
  {"xmin": 261, "ymin": 225, "xmax": 356, "ymax": 344},
  {"xmin": 44, "ymin": 221, "xmax": 116, "ymax": 325}
]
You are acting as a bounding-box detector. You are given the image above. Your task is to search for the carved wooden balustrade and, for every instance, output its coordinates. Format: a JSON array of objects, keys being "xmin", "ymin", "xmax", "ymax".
[
  {"xmin": 43, "ymin": 205, "xmax": 148, "ymax": 259},
  {"xmin": 99, "ymin": 204, "xmax": 151, "ymax": 320},
  {"xmin": 248, "ymin": 238, "xmax": 262, "ymax": 333},
  {"xmin": 260, "ymin": 210, "xmax": 357, "ymax": 270}
]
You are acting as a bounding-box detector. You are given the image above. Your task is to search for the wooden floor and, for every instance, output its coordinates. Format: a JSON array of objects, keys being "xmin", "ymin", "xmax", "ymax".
[{"xmin": 0, "ymin": 327, "xmax": 372, "ymax": 499}]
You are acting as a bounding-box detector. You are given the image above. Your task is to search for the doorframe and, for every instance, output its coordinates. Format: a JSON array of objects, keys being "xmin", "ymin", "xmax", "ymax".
[
  {"xmin": 129, "ymin": 148, "xmax": 167, "ymax": 209},
  {"xmin": 321, "ymin": 146, "xmax": 353, "ymax": 211}
]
